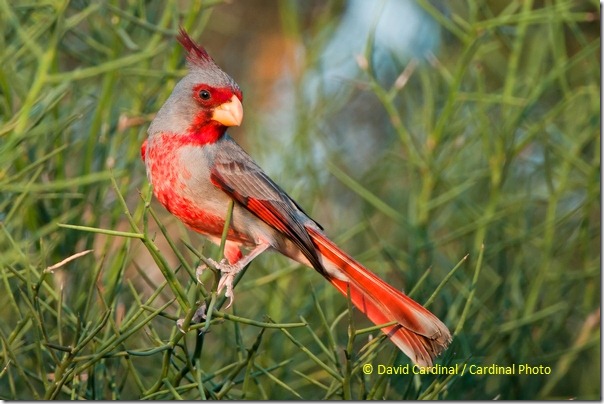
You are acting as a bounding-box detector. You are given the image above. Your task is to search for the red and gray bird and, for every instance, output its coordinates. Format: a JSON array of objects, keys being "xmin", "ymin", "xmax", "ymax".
[{"xmin": 141, "ymin": 28, "xmax": 451, "ymax": 367}]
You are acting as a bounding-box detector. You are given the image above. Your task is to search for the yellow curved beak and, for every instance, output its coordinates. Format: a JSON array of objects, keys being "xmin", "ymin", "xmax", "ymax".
[{"xmin": 212, "ymin": 95, "xmax": 243, "ymax": 127}]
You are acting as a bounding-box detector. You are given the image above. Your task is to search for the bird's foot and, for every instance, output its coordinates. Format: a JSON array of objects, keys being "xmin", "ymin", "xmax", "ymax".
[
  {"xmin": 214, "ymin": 259, "xmax": 244, "ymax": 308},
  {"xmin": 195, "ymin": 262, "xmax": 209, "ymax": 283},
  {"xmin": 196, "ymin": 258, "xmax": 244, "ymax": 308}
]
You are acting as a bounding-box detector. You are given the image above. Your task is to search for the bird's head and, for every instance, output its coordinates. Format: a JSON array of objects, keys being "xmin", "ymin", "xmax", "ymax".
[{"xmin": 148, "ymin": 28, "xmax": 243, "ymax": 144}]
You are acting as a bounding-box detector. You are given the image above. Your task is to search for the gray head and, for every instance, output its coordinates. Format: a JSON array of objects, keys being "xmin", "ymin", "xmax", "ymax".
[{"xmin": 148, "ymin": 28, "xmax": 243, "ymax": 143}]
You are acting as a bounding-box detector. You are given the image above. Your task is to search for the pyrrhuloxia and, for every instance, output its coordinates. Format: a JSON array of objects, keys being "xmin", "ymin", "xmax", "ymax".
[{"xmin": 142, "ymin": 29, "xmax": 451, "ymax": 367}]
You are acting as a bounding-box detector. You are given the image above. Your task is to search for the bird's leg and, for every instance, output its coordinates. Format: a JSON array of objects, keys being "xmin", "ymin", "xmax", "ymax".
[
  {"xmin": 196, "ymin": 242, "xmax": 241, "ymax": 283},
  {"xmin": 197, "ymin": 242, "xmax": 270, "ymax": 308}
]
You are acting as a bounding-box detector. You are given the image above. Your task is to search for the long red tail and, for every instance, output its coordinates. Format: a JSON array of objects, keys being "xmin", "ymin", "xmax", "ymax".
[{"xmin": 307, "ymin": 228, "xmax": 451, "ymax": 367}]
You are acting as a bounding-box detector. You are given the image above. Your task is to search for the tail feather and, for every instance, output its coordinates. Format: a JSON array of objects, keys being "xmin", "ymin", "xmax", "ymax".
[{"xmin": 308, "ymin": 228, "xmax": 451, "ymax": 367}]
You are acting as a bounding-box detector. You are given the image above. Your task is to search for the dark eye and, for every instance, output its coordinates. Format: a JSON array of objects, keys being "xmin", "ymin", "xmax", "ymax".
[{"xmin": 198, "ymin": 89, "xmax": 211, "ymax": 100}]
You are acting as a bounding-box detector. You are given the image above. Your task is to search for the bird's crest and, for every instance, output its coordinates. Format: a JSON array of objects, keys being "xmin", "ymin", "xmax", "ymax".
[{"xmin": 177, "ymin": 27, "xmax": 216, "ymax": 68}]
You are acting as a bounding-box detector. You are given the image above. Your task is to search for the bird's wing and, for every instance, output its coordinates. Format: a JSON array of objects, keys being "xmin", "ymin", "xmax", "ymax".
[{"xmin": 209, "ymin": 137, "xmax": 325, "ymax": 272}]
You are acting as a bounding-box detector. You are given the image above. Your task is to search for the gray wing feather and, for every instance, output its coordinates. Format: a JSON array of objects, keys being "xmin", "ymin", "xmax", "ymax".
[{"xmin": 210, "ymin": 136, "xmax": 325, "ymax": 272}]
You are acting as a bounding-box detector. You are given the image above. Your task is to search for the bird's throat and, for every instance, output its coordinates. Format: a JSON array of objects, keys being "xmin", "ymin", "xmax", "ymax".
[{"xmin": 187, "ymin": 114, "xmax": 226, "ymax": 144}]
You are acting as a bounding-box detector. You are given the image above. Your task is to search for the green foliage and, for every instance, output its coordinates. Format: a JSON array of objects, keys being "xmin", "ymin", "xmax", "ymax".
[{"xmin": 0, "ymin": 0, "xmax": 599, "ymax": 400}]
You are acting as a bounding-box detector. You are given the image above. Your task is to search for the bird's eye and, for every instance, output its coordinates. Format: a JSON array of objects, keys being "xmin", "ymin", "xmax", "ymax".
[{"xmin": 198, "ymin": 89, "xmax": 211, "ymax": 100}]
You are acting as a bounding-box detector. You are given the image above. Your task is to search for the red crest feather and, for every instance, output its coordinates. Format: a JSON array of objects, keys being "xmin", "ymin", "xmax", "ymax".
[{"xmin": 177, "ymin": 27, "xmax": 215, "ymax": 66}]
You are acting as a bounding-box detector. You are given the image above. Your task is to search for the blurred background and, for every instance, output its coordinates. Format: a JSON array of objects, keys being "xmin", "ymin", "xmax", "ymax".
[{"xmin": 0, "ymin": 0, "xmax": 600, "ymax": 399}]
